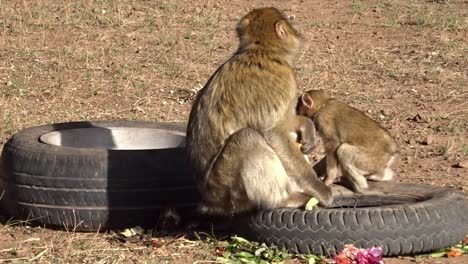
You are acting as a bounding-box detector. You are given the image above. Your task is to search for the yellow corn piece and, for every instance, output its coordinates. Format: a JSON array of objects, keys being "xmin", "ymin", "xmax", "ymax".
[{"xmin": 305, "ymin": 197, "xmax": 319, "ymax": 211}]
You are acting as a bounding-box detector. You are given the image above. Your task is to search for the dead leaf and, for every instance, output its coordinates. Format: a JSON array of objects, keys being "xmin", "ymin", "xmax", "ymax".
[
  {"xmin": 455, "ymin": 161, "xmax": 468, "ymax": 169},
  {"xmin": 447, "ymin": 249, "xmax": 463, "ymax": 257},
  {"xmin": 215, "ymin": 247, "xmax": 225, "ymax": 256},
  {"xmin": 150, "ymin": 238, "xmax": 164, "ymax": 248}
]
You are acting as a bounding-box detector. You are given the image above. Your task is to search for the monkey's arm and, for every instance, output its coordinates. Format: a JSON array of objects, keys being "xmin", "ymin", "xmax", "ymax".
[
  {"xmin": 264, "ymin": 127, "xmax": 333, "ymax": 207},
  {"xmin": 315, "ymin": 112, "xmax": 342, "ymax": 186}
]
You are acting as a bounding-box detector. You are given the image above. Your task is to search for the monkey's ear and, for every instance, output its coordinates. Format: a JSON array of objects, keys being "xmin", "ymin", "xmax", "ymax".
[
  {"xmin": 301, "ymin": 93, "xmax": 314, "ymax": 109},
  {"xmin": 237, "ymin": 17, "xmax": 250, "ymax": 36},
  {"xmin": 240, "ymin": 18, "xmax": 250, "ymax": 29},
  {"xmin": 275, "ymin": 20, "xmax": 289, "ymax": 40}
]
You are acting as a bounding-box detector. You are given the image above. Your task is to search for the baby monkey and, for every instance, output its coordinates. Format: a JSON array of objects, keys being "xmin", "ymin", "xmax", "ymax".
[{"xmin": 297, "ymin": 90, "xmax": 398, "ymax": 193}]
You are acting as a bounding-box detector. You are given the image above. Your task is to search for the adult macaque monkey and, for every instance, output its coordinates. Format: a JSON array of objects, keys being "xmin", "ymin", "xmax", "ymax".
[
  {"xmin": 297, "ymin": 90, "xmax": 398, "ymax": 193},
  {"xmin": 186, "ymin": 7, "xmax": 333, "ymax": 214}
]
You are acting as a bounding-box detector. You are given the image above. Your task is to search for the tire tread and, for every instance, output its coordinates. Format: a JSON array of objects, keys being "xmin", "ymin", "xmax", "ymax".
[{"xmin": 241, "ymin": 190, "xmax": 468, "ymax": 256}]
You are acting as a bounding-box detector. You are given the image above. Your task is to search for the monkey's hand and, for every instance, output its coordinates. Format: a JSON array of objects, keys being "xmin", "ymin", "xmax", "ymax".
[{"xmin": 299, "ymin": 141, "xmax": 315, "ymax": 155}]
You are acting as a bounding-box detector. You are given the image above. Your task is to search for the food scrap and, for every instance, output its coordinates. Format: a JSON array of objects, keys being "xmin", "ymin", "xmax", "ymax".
[
  {"xmin": 119, "ymin": 226, "xmax": 145, "ymax": 238},
  {"xmin": 305, "ymin": 197, "xmax": 319, "ymax": 211},
  {"xmin": 447, "ymin": 248, "xmax": 463, "ymax": 258},
  {"xmin": 335, "ymin": 244, "xmax": 384, "ymax": 264}
]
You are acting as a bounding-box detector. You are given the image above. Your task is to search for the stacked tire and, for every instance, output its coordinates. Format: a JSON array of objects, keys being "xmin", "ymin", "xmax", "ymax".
[{"xmin": 0, "ymin": 121, "xmax": 200, "ymax": 231}]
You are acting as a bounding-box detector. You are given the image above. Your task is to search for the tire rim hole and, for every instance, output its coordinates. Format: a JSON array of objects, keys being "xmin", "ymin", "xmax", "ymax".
[
  {"xmin": 331, "ymin": 194, "xmax": 425, "ymax": 208},
  {"xmin": 39, "ymin": 127, "xmax": 186, "ymax": 150}
]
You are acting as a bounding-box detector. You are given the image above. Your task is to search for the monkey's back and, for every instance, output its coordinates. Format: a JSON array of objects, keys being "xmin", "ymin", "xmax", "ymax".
[
  {"xmin": 186, "ymin": 51, "xmax": 297, "ymax": 182},
  {"xmin": 317, "ymin": 100, "xmax": 397, "ymax": 154}
]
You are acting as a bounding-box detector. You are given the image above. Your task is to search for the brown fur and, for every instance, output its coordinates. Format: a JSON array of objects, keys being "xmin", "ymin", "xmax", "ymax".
[
  {"xmin": 298, "ymin": 90, "xmax": 398, "ymax": 193},
  {"xmin": 186, "ymin": 8, "xmax": 332, "ymax": 215}
]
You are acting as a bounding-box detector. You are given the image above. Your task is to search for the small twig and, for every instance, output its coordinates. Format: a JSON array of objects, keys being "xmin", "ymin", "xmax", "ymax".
[
  {"xmin": 0, "ymin": 242, "xmax": 46, "ymax": 253},
  {"xmin": 96, "ymin": 257, "xmax": 111, "ymax": 264},
  {"xmin": 71, "ymin": 220, "xmax": 85, "ymax": 232},
  {"xmin": 94, "ymin": 224, "xmax": 102, "ymax": 237},
  {"xmin": 444, "ymin": 108, "xmax": 468, "ymax": 118},
  {"xmin": 0, "ymin": 257, "xmax": 29, "ymax": 263},
  {"xmin": 0, "ymin": 248, "xmax": 15, "ymax": 253},
  {"xmin": 440, "ymin": 92, "xmax": 468, "ymax": 107},
  {"xmin": 28, "ymin": 248, "xmax": 48, "ymax": 262},
  {"xmin": 20, "ymin": 237, "xmax": 40, "ymax": 243},
  {"xmin": 72, "ymin": 247, "xmax": 147, "ymax": 255},
  {"xmin": 451, "ymin": 101, "xmax": 468, "ymax": 110}
]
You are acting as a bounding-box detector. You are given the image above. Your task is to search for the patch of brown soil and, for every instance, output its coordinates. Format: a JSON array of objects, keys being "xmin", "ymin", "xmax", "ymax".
[{"xmin": 0, "ymin": 0, "xmax": 466, "ymax": 263}]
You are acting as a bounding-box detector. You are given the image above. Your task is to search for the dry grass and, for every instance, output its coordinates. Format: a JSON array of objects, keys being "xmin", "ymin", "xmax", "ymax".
[
  {"xmin": 0, "ymin": 218, "xmax": 217, "ymax": 263},
  {"xmin": 0, "ymin": 0, "xmax": 467, "ymax": 263}
]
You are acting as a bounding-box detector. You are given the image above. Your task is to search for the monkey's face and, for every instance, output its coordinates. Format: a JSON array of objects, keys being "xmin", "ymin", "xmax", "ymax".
[
  {"xmin": 274, "ymin": 17, "xmax": 302, "ymax": 58},
  {"xmin": 283, "ymin": 27, "xmax": 302, "ymax": 57}
]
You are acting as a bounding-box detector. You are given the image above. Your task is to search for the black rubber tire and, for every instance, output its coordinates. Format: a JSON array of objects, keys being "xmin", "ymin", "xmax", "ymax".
[
  {"xmin": 0, "ymin": 120, "xmax": 200, "ymax": 231},
  {"xmin": 1, "ymin": 121, "xmax": 467, "ymax": 257},
  {"xmin": 237, "ymin": 182, "xmax": 468, "ymax": 256}
]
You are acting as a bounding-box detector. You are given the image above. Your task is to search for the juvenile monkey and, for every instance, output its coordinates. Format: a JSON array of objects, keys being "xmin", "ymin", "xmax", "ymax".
[
  {"xmin": 186, "ymin": 7, "xmax": 333, "ymax": 215},
  {"xmin": 297, "ymin": 90, "xmax": 398, "ymax": 193}
]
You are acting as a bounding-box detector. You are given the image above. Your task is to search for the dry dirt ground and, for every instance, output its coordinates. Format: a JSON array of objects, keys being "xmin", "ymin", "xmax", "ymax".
[{"xmin": 0, "ymin": 0, "xmax": 467, "ymax": 263}]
